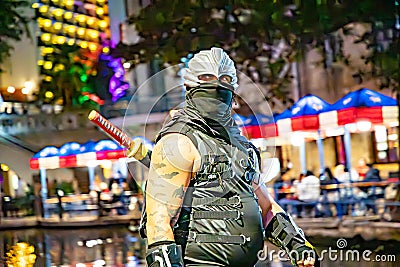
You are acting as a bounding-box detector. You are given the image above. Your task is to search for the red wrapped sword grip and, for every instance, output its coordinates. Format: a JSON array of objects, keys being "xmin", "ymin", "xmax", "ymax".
[{"xmin": 88, "ymin": 110, "xmax": 132, "ymax": 148}]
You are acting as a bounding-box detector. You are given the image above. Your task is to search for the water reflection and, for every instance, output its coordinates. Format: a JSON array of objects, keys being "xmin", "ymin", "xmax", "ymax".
[
  {"xmin": 0, "ymin": 227, "xmax": 399, "ymax": 267},
  {"xmin": 0, "ymin": 226, "xmax": 146, "ymax": 267}
]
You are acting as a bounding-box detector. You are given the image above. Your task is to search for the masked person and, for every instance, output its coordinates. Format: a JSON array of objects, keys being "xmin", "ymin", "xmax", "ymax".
[{"xmin": 128, "ymin": 47, "xmax": 318, "ymax": 267}]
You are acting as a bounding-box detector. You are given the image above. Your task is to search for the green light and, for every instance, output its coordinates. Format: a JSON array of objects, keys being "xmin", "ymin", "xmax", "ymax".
[
  {"xmin": 80, "ymin": 74, "xmax": 88, "ymax": 82},
  {"xmin": 81, "ymin": 86, "xmax": 91, "ymax": 92},
  {"xmin": 78, "ymin": 95, "xmax": 89, "ymax": 104}
]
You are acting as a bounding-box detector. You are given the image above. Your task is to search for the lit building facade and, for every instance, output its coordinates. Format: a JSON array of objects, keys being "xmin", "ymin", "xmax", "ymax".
[{"xmin": 33, "ymin": 0, "xmax": 110, "ymax": 78}]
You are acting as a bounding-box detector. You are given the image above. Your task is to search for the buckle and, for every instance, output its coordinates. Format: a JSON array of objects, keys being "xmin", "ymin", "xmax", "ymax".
[
  {"xmin": 229, "ymin": 195, "xmax": 241, "ymax": 207},
  {"xmin": 188, "ymin": 232, "xmax": 197, "ymax": 242},
  {"xmin": 240, "ymin": 234, "xmax": 251, "ymax": 245},
  {"xmin": 235, "ymin": 210, "xmax": 243, "ymax": 220}
]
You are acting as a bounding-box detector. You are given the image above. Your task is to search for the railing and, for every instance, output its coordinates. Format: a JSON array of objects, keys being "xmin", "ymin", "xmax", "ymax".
[
  {"xmin": 273, "ymin": 180, "xmax": 400, "ymax": 219},
  {"xmin": 42, "ymin": 191, "xmax": 143, "ymax": 219}
]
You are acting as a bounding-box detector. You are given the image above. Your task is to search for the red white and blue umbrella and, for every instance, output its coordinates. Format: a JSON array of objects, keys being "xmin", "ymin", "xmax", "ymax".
[
  {"xmin": 275, "ymin": 94, "xmax": 331, "ymax": 136},
  {"xmin": 30, "ymin": 140, "xmax": 126, "ymax": 170},
  {"xmin": 319, "ymin": 88, "xmax": 398, "ymax": 131},
  {"xmin": 234, "ymin": 113, "xmax": 277, "ymax": 139}
]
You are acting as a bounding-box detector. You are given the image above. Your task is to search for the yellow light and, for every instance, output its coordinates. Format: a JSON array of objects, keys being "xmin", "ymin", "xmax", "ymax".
[
  {"xmin": 89, "ymin": 43, "xmax": 97, "ymax": 51},
  {"xmin": 32, "ymin": 3, "xmax": 39, "ymax": 8},
  {"xmin": 64, "ymin": 12, "xmax": 73, "ymax": 20},
  {"xmin": 39, "ymin": 5, "xmax": 49, "ymax": 14},
  {"xmin": 2, "ymin": 164, "xmax": 10, "ymax": 171},
  {"xmin": 87, "ymin": 17, "xmax": 95, "ymax": 26},
  {"xmin": 77, "ymin": 28, "xmax": 85, "ymax": 36},
  {"xmin": 66, "ymin": 0, "xmax": 74, "ymax": 6},
  {"xmin": 77, "ymin": 15, "xmax": 86, "ymax": 23},
  {"xmin": 98, "ymin": 20, "xmax": 108, "ymax": 29},
  {"xmin": 67, "ymin": 39, "xmax": 75, "ymax": 45},
  {"xmin": 102, "ymin": 46, "xmax": 110, "ymax": 54},
  {"xmin": 80, "ymin": 41, "xmax": 88, "ymax": 49},
  {"xmin": 53, "ymin": 22, "xmax": 63, "ymax": 31},
  {"xmin": 56, "ymin": 36, "xmax": 66, "ymax": 44},
  {"xmin": 44, "ymin": 76, "xmax": 53, "ymax": 82},
  {"xmin": 97, "ymin": 0, "xmax": 105, "ymax": 5},
  {"xmin": 7, "ymin": 86, "xmax": 15, "ymax": 93},
  {"xmin": 38, "ymin": 60, "xmax": 44, "ymax": 66},
  {"xmin": 56, "ymin": 63, "xmax": 65, "ymax": 70},
  {"xmin": 41, "ymin": 33, "xmax": 51, "ymax": 42},
  {"xmin": 45, "ymin": 91, "xmax": 54, "ymax": 98},
  {"xmin": 53, "ymin": 8, "xmax": 64, "ymax": 18},
  {"xmin": 96, "ymin": 8, "xmax": 104, "ymax": 16},
  {"xmin": 43, "ymin": 61, "xmax": 53, "ymax": 70},
  {"xmin": 43, "ymin": 47, "xmax": 54, "ymax": 54},
  {"xmin": 43, "ymin": 19, "xmax": 52, "ymax": 28},
  {"xmin": 89, "ymin": 30, "xmax": 99, "ymax": 39}
]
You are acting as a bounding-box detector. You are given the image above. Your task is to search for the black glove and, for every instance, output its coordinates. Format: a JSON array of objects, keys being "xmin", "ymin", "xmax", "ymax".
[
  {"xmin": 146, "ymin": 242, "xmax": 184, "ymax": 267},
  {"xmin": 265, "ymin": 212, "xmax": 320, "ymax": 266}
]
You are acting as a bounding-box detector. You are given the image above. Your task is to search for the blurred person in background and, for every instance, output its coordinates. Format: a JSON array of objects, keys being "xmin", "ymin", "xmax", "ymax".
[{"xmin": 297, "ymin": 171, "xmax": 321, "ymax": 217}]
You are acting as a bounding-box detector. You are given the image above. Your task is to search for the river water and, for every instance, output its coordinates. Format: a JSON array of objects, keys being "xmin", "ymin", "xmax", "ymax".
[{"xmin": 0, "ymin": 226, "xmax": 399, "ymax": 266}]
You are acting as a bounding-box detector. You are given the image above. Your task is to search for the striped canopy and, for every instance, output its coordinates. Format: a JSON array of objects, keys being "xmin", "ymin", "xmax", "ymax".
[
  {"xmin": 29, "ymin": 137, "xmax": 154, "ymax": 170},
  {"xmin": 319, "ymin": 88, "xmax": 398, "ymax": 131},
  {"xmin": 274, "ymin": 94, "xmax": 331, "ymax": 136},
  {"xmin": 30, "ymin": 140, "xmax": 125, "ymax": 170}
]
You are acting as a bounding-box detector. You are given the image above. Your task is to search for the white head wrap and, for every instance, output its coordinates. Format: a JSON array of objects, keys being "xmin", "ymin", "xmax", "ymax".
[{"xmin": 183, "ymin": 47, "xmax": 238, "ymax": 89}]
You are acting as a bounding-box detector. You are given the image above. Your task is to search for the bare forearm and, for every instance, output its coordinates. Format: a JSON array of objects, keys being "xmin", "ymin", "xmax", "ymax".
[
  {"xmin": 144, "ymin": 134, "xmax": 196, "ymax": 246},
  {"xmin": 146, "ymin": 177, "xmax": 185, "ymax": 244}
]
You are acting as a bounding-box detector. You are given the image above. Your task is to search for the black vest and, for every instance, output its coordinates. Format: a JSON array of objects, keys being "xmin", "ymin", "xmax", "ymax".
[{"xmin": 159, "ymin": 124, "xmax": 264, "ymax": 267}]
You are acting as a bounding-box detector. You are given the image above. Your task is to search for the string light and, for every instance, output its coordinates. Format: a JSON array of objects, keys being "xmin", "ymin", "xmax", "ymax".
[
  {"xmin": 96, "ymin": 7, "xmax": 104, "ymax": 16},
  {"xmin": 45, "ymin": 91, "xmax": 54, "ymax": 99},
  {"xmin": 53, "ymin": 22, "xmax": 63, "ymax": 31},
  {"xmin": 89, "ymin": 43, "xmax": 98, "ymax": 51},
  {"xmin": 39, "ymin": 5, "xmax": 49, "ymax": 14},
  {"xmin": 67, "ymin": 39, "xmax": 75, "ymax": 45},
  {"xmin": 80, "ymin": 41, "xmax": 88, "ymax": 49},
  {"xmin": 64, "ymin": 11, "xmax": 73, "ymax": 20},
  {"xmin": 53, "ymin": 8, "xmax": 64, "ymax": 19},
  {"xmin": 98, "ymin": 20, "xmax": 108, "ymax": 28},
  {"xmin": 102, "ymin": 47, "xmax": 110, "ymax": 54},
  {"xmin": 43, "ymin": 19, "xmax": 52, "ymax": 28},
  {"xmin": 43, "ymin": 61, "xmax": 53, "ymax": 70},
  {"xmin": 41, "ymin": 33, "xmax": 51, "ymax": 42}
]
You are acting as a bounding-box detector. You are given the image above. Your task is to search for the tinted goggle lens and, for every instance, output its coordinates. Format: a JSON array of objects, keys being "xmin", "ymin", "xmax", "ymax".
[{"xmin": 189, "ymin": 87, "xmax": 233, "ymax": 105}]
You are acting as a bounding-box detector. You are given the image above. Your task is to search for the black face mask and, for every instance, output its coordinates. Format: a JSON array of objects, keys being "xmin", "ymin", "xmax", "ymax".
[
  {"xmin": 187, "ymin": 80, "xmax": 234, "ymax": 105},
  {"xmin": 186, "ymin": 81, "xmax": 235, "ymax": 126}
]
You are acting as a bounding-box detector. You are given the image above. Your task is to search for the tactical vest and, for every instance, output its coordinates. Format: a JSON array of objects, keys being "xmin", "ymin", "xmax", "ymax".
[{"xmin": 169, "ymin": 128, "xmax": 264, "ymax": 267}]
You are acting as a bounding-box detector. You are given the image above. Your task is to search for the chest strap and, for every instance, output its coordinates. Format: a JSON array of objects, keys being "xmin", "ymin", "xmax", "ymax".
[
  {"xmin": 192, "ymin": 210, "xmax": 242, "ymax": 220},
  {"xmin": 192, "ymin": 196, "xmax": 241, "ymax": 207},
  {"xmin": 188, "ymin": 232, "xmax": 251, "ymax": 245}
]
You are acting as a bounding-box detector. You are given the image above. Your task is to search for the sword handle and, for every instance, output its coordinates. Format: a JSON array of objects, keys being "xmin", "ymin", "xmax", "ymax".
[{"xmin": 88, "ymin": 110, "xmax": 132, "ymax": 148}]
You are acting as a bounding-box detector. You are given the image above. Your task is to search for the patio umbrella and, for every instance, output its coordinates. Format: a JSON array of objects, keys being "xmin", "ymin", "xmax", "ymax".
[
  {"xmin": 318, "ymin": 88, "xmax": 398, "ymax": 173},
  {"xmin": 29, "ymin": 140, "xmax": 126, "ymax": 170},
  {"xmin": 319, "ymin": 88, "xmax": 398, "ymax": 130},
  {"xmin": 236, "ymin": 113, "xmax": 277, "ymax": 140}
]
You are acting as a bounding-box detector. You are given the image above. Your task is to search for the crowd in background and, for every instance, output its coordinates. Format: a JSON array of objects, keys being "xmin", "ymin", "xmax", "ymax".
[{"xmin": 273, "ymin": 158, "xmax": 399, "ymax": 219}]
